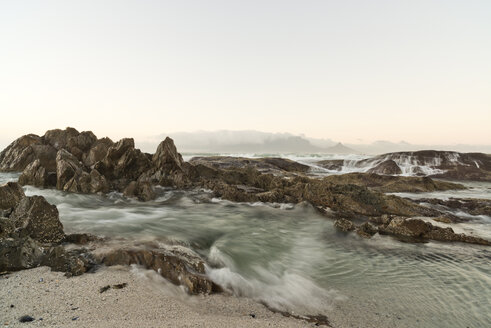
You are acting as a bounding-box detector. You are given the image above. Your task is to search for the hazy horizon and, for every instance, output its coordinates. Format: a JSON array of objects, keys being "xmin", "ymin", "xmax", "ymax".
[
  {"xmin": 2, "ymin": 128, "xmax": 491, "ymax": 155},
  {"xmin": 1, "ymin": 1, "xmax": 490, "ymax": 147}
]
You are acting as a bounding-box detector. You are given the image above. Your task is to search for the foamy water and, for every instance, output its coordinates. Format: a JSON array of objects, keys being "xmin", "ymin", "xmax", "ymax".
[{"xmin": 0, "ymin": 172, "xmax": 486, "ymax": 327}]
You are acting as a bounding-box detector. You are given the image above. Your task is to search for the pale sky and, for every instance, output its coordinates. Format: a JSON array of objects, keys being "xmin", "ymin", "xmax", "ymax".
[{"xmin": 1, "ymin": 0, "xmax": 490, "ymax": 148}]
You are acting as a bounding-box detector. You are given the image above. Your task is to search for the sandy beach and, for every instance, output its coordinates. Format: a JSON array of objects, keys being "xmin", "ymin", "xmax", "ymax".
[{"xmin": 1, "ymin": 266, "xmax": 317, "ymax": 328}]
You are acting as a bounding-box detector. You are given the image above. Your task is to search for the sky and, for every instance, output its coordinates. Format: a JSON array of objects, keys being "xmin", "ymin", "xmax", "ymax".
[{"xmin": 1, "ymin": 0, "xmax": 490, "ymax": 149}]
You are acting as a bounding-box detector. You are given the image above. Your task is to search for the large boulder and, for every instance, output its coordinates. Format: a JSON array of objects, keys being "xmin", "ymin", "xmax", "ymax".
[
  {"xmin": 0, "ymin": 182, "xmax": 25, "ymax": 210},
  {"xmin": 10, "ymin": 196, "xmax": 65, "ymax": 244},
  {"xmin": 18, "ymin": 159, "xmax": 57, "ymax": 188},
  {"xmin": 96, "ymin": 243, "xmax": 219, "ymax": 294}
]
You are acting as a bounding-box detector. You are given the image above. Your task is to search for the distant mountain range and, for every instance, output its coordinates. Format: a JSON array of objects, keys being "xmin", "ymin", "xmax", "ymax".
[{"xmin": 134, "ymin": 130, "xmax": 491, "ymax": 155}]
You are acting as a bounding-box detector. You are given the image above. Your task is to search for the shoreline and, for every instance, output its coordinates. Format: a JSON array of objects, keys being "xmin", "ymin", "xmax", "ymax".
[{"xmin": 1, "ymin": 266, "xmax": 314, "ymax": 328}]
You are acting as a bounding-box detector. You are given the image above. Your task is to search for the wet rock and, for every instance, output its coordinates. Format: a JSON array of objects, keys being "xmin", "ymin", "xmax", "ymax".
[
  {"xmin": 18, "ymin": 159, "xmax": 57, "ymax": 188},
  {"xmin": 43, "ymin": 246, "xmax": 96, "ymax": 277},
  {"xmin": 314, "ymin": 159, "xmax": 345, "ymax": 171},
  {"xmin": 380, "ymin": 217, "xmax": 431, "ymax": 238},
  {"xmin": 96, "ymin": 243, "xmax": 219, "ymax": 294},
  {"xmin": 10, "ymin": 196, "xmax": 65, "ymax": 244},
  {"xmin": 64, "ymin": 233, "xmax": 101, "ymax": 245},
  {"xmin": 377, "ymin": 217, "xmax": 491, "ymax": 245},
  {"xmin": 123, "ymin": 181, "xmax": 156, "ymax": 201},
  {"xmin": 0, "ymin": 182, "xmax": 25, "ymax": 210},
  {"xmin": 356, "ymin": 222, "xmax": 378, "ymax": 238},
  {"xmin": 367, "ymin": 160, "xmax": 402, "ymax": 175},
  {"xmin": 334, "ymin": 218, "xmax": 356, "ymax": 232}
]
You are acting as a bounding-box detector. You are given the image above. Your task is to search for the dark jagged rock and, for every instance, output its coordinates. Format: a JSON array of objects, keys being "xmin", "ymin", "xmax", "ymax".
[
  {"xmin": 334, "ymin": 218, "xmax": 356, "ymax": 232},
  {"xmin": 10, "ymin": 196, "xmax": 65, "ymax": 244},
  {"xmin": 367, "ymin": 160, "xmax": 402, "ymax": 175},
  {"xmin": 0, "ymin": 182, "xmax": 25, "ymax": 210},
  {"xmin": 96, "ymin": 243, "xmax": 219, "ymax": 294}
]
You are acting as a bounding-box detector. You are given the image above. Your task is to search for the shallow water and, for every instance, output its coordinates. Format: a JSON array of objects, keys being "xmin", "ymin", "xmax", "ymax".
[{"xmin": 0, "ymin": 174, "xmax": 483, "ymax": 327}]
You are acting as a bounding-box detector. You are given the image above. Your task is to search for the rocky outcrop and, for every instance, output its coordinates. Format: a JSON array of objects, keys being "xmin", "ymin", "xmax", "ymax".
[
  {"xmin": 95, "ymin": 243, "xmax": 219, "ymax": 294},
  {"xmin": 323, "ymin": 173, "xmax": 465, "ymax": 193},
  {"xmin": 0, "ymin": 182, "xmax": 25, "ymax": 210},
  {"xmin": 189, "ymin": 156, "xmax": 310, "ymax": 175},
  {"xmin": 367, "ymin": 160, "xmax": 402, "ymax": 175}
]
